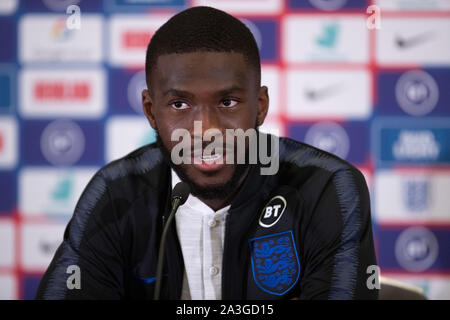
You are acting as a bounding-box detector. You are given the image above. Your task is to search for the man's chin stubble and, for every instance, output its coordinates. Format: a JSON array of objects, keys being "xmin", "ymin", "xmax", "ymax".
[{"xmin": 155, "ymin": 131, "xmax": 250, "ymax": 200}]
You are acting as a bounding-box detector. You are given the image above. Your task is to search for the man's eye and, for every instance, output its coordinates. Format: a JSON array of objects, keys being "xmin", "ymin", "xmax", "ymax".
[
  {"xmin": 170, "ymin": 101, "xmax": 189, "ymax": 110},
  {"xmin": 220, "ymin": 99, "xmax": 238, "ymax": 108}
]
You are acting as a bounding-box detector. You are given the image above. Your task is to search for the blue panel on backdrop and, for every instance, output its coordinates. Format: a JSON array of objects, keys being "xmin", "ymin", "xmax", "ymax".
[
  {"xmin": 22, "ymin": 275, "xmax": 43, "ymax": 300},
  {"xmin": 372, "ymin": 118, "xmax": 450, "ymax": 167},
  {"xmin": 109, "ymin": 68, "xmax": 146, "ymax": 115},
  {"xmin": 0, "ymin": 65, "xmax": 15, "ymax": 112},
  {"xmin": 242, "ymin": 19, "xmax": 278, "ymax": 62},
  {"xmin": 22, "ymin": 0, "xmax": 103, "ymax": 12},
  {"xmin": 375, "ymin": 69, "xmax": 450, "ymax": 117},
  {"xmin": 0, "ymin": 18, "xmax": 16, "ymax": 62},
  {"xmin": 288, "ymin": 0, "xmax": 367, "ymax": 10},
  {"xmin": 376, "ymin": 226, "xmax": 450, "ymax": 273},
  {"xmin": 21, "ymin": 120, "xmax": 104, "ymax": 166},
  {"xmin": 287, "ymin": 121, "xmax": 369, "ymax": 165},
  {"xmin": 0, "ymin": 171, "xmax": 16, "ymax": 214},
  {"xmin": 106, "ymin": 0, "xmax": 186, "ymax": 12}
]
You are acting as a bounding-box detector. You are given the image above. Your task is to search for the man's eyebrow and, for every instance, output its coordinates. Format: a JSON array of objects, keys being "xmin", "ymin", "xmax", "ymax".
[
  {"xmin": 163, "ymin": 86, "xmax": 245, "ymax": 98},
  {"xmin": 163, "ymin": 88, "xmax": 194, "ymax": 98},
  {"xmin": 217, "ymin": 86, "xmax": 246, "ymax": 96}
]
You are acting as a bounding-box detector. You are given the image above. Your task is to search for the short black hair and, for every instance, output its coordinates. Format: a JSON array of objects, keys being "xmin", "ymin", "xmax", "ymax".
[{"xmin": 145, "ymin": 6, "xmax": 261, "ymax": 91}]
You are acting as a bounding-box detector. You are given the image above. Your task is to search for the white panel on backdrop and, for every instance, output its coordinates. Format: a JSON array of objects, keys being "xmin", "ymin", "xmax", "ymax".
[
  {"xmin": 376, "ymin": 0, "xmax": 450, "ymax": 10},
  {"xmin": 0, "ymin": 117, "xmax": 18, "ymax": 169},
  {"xmin": 109, "ymin": 14, "xmax": 171, "ymax": 68},
  {"xmin": 0, "ymin": 221, "xmax": 14, "ymax": 268},
  {"xmin": 261, "ymin": 66, "xmax": 280, "ymax": 117},
  {"xmin": 376, "ymin": 18, "xmax": 450, "ymax": 66},
  {"xmin": 192, "ymin": 0, "xmax": 282, "ymax": 14},
  {"xmin": 0, "ymin": 0, "xmax": 17, "ymax": 15},
  {"xmin": 19, "ymin": 68, "xmax": 106, "ymax": 118},
  {"xmin": 19, "ymin": 167, "xmax": 97, "ymax": 218},
  {"xmin": 106, "ymin": 117, "xmax": 156, "ymax": 162},
  {"xmin": 0, "ymin": 275, "xmax": 16, "ymax": 300},
  {"xmin": 19, "ymin": 14, "xmax": 103, "ymax": 63},
  {"xmin": 21, "ymin": 223, "xmax": 66, "ymax": 272},
  {"xmin": 283, "ymin": 15, "xmax": 369, "ymax": 64},
  {"xmin": 375, "ymin": 170, "xmax": 450, "ymax": 223},
  {"xmin": 286, "ymin": 69, "xmax": 371, "ymax": 119}
]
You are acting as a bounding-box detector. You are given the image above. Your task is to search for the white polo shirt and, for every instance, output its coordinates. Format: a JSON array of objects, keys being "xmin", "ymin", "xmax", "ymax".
[{"xmin": 172, "ymin": 170, "xmax": 230, "ymax": 300}]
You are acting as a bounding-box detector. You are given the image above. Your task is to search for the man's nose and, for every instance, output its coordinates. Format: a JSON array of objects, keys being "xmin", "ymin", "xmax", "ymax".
[{"xmin": 191, "ymin": 105, "xmax": 221, "ymax": 135}]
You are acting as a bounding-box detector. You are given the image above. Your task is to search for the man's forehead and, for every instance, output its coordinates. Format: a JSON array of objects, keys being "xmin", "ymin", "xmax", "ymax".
[{"xmin": 153, "ymin": 51, "xmax": 251, "ymax": 90}]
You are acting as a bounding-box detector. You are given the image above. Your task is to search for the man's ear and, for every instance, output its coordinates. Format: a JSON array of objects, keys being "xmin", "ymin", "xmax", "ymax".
[
  {"xmin": 256, "ymin": 85, "xmax": 269, "ymax": 127},
  {"xmin": 142, "ymin": 89, "xmax": 157, "ymax": 130}
]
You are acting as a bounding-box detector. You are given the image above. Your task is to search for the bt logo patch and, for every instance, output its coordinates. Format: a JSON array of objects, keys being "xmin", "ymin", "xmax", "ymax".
[{"xmin": 259, "ymin": 196, "xmax": 287, "ymax": 228}]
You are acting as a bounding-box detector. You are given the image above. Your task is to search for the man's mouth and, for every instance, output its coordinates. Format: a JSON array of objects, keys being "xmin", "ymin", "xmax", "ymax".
[{"xmin": 191, "ymin": 152, "xmax": 226, "ymax": 172}]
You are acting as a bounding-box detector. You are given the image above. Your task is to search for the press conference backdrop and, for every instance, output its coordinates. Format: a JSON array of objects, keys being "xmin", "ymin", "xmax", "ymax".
[{"xmin": 0, "ymin": 0, "xmax": 450, "ymax": 300}]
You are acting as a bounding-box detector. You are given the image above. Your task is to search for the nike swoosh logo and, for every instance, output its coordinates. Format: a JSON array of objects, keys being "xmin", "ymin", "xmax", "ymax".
[
  {"xmin": 304, "ymin": 83, "xmax": 342, "ymax": 101},
  {"xmin": 395, "ymin": 31, "xmax": 434, "ymax": 49}
]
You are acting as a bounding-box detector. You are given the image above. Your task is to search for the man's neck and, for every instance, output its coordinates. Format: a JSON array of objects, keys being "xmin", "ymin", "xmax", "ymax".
[{"xmin": 197, "ymin": 167, "xmax": 250, "ymax": 211}]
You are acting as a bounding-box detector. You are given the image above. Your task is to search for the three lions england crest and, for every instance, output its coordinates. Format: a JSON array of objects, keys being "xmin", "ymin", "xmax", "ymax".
[{"xmin": 248, "ymin": 230, "xmax": 300, "ymax": 296}]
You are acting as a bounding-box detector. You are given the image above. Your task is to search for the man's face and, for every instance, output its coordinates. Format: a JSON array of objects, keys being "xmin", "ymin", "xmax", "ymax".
[{"xmin": 142, "ymin": 51, "xmax": 268, "ymax": 198}]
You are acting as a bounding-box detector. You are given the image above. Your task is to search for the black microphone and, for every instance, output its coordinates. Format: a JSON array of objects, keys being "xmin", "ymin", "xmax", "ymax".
[{"xmin": 154, "ymin": 181, "xmax": 190, "ymax": 300}]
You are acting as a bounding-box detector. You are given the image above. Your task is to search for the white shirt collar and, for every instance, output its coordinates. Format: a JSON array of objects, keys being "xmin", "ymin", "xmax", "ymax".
[{"xmin": 171, "ymin": 169, "xmax": 231, "ymax": 216}]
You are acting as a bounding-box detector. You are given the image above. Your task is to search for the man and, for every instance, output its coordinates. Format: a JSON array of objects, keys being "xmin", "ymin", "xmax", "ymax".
[{"xmin": 36, "ymin": 6, "xmax": 378, "ymax": 300}]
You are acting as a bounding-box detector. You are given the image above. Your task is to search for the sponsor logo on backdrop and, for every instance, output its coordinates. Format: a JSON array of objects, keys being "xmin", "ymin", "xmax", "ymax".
[
  {"xmin": 395, "ymin": 227, "xmax": 439, "ymax": 272},
  {"xmin": 50, "ymin": 17, "xmax": 75, "ymax": 42},
  {"xmin": 374, "ymin": 119, "xmax": 450, "ymax": 165},
  {"xmin": 20, "ymin": 68, "xmax": 105, "ymax": 118},
  {"xmin": 375, "ymin": 170, "xmax": 450, "ymax": 223},
  {"xmin": 127, "ymin": 70, "xmax": 146, "ymax": 114},
  {"xmin": 403, "ymin": 178, "xmax": 430, "ymax": 213},
  {"xmin": 316, "ymin": 21, "xmax": 339, "ymax": 48},
  {"xmin": 0, "ymin": 117, "xmax": 17, "ymax": 169},
  {"xmin": 21, "ymin": 223, "xmax": 66, "ymax": 271},
  {"xmin": 305, "ymin": 122, "xmax": 350, "ymax": 159},
  {"xmin": 40, "ymin": 120, "xmax": 85, "ymax": 166},
  {"xmin": 283, "ymin": 16, "xmax": 368, "ymax": 63},
  {"xmin": 19, "ymin": 14, "xmax": 103, "ymax": 63},
  {"xmin": 395, "ymin": 31, "xmax": 434, "ymax": 50},
  {"xmin": 393, "ymin": 130, "xmax": 440, "ymax": 161},
  {"xmin": 19, "ymin": 168, "xmax": 96, "ymax": 217},
  {"xmin": 0, "ymin": 221, "xmax": 14, "ymax": 268},
  {"xmin": 376, "ymin": 18, "xmax": 450, "ymax": 65},
  {"xmin": 395, "ymin": 70, "xmax": 439, "ymax": 116},
  {"xmin": 286, "ymin": 69, "xmax": 370, "ymax": 119},
  {"xmin": 109, "ymin": 15, "xmax": 170, "ymax": 67}
]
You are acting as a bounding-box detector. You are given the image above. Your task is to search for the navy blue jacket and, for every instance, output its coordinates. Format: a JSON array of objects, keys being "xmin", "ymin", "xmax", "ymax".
[{"xmin": 36, "ymin": 137, "xmax": 378, "ymax": 300}]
